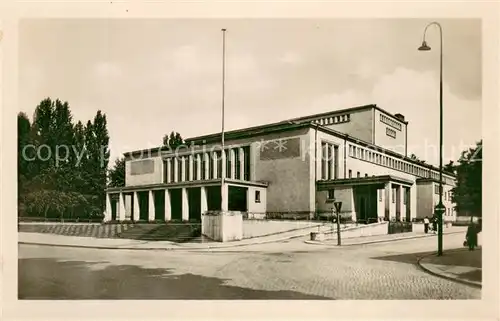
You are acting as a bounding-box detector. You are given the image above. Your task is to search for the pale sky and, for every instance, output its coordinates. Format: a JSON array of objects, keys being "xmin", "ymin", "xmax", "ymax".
[{"xmin": 19, "ymin": 18, "xmax": 482, "ymax": 166}]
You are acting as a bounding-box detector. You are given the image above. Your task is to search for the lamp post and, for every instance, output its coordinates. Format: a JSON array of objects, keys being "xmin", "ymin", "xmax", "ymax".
[
  {"xmin": 221, "ymin": 28, "xmax": 227, "ymax": 212},
  {"xmin": 418, "ymin": 21, "xmax": 445, "ymax": 256}
]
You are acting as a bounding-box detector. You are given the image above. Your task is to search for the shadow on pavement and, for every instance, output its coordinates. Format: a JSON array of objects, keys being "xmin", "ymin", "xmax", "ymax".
[
  {"xmin": 370, "ymin": 250, "xmax": 437, "ymax": 265},
  {"xmin": 18, "ymin": 258, "xmax": 331, "ymax": 300}
]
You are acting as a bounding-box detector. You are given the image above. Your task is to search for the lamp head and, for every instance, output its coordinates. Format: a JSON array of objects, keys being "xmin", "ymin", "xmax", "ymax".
[{"xmin": 418, "ymin": 41, "xmax": 431, "ymax": 51}]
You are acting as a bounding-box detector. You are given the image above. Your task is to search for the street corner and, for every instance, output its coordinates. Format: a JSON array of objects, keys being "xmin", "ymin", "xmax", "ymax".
[{"xmin": 418, "ymin": 247, "xmax": 482, "ymax": 288}]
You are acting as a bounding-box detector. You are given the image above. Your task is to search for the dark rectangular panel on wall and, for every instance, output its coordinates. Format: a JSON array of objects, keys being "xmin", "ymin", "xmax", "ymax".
[
  {"xmin": 259, "ymin": 137, "xmax": 301, "ymax": 160},
  {"xmin": 130, "ymin": 159, "xmax": 155, "ymax": 175}
]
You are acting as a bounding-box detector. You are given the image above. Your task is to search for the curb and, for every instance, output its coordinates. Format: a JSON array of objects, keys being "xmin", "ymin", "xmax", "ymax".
[
  {"xmin": 18, "ymin": 230, "xmax": 312, "ymax": 252},
  {"xmin": 304, "ymin": 230, "xmax": 464, "ymax": 247},
  {"xmin": 417, "ymin": 250, "xmax": 482, "ymax": 288}
]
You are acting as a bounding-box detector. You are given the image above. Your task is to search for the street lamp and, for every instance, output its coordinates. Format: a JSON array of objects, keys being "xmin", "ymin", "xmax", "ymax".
[{"xmin": 418, "ymin": 21, "xmax": 445, "ymax": 256}]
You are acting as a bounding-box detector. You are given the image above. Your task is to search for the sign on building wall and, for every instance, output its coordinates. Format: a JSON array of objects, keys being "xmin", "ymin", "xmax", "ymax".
[
  {"xmin": 259, "ymin": 137, "xmax": 301, "ymax": 160},
  {"xmin": 130, "ymin": 159, "xmax": 155, "ymax": 175}
]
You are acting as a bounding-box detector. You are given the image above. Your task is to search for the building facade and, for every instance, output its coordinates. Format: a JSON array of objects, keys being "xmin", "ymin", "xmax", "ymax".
[{"xmin": 105, "ymin": 104, "xmax": 457, "ymax": 223}]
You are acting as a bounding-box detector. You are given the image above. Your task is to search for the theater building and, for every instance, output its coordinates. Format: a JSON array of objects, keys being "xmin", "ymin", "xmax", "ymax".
[{"xmin": 104, "ymin": 104, "xmax": 457, "ymax": 223}]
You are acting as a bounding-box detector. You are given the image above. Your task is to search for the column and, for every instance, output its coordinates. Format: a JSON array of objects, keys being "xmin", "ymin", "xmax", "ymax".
[
  {"xmin": 212, "ymin": 152, "xmax": 217, "ymax": 179},
  {"xmin": 173, "ymin": 158, "xmax": 179, "ymax": 182},
  {"xmin": 396, "ymin": 185, "xmax": 402, "ymax": 221},
  {"xmin": 230, "ymin": 149, "xmax": 236, "ymax": 179},
  {"xmin": 164, "ymin": 189, "xmax": 172, "ymax": 221},
  {"xmin": 196, "ymin": 154, "xmax": 202, "ymax": 181},
  {"xmin": 221, "ymin": 183, "xmax": 228, "ymax": 212},
  {"xmin": 166, "ymin": 159, "xmax": 172, "ymax": 183},
  {"xmin": 119, "ymin": 192, "xmax": 126, "ymax": 221},
  {"xmin": 188, "ymin": 155, "xmax": 194, "ymax": 181},
  {"xmin": 133, "ymin": 191, "xmax": 140, "ymax": 221},
  {"xmin": 201, "ymin": 186, "xmax": 208, "ymax": 215},
  {"xmin": 182, "ymin": 187, "xmax": 189, "ymax": 221},
  {"xmin": 104, "ymin": 193, "xmax": 112, "ymax": 222},
  {"xmin": 239, "ymin": 147, "xmax": 245, "ymax": 180},
  {"xmin": 384, "ymin": 182, "xmax": 392, "ymax": 220},
  {"xmin": 204, "ymin": 153, "xmax": 210, "ymax": 180},
  {"xmin": 180, "ymin": 156, "xmax": 186, "ymax": 182},
  {"xmin": 148, "ymin": 190, "xmax": 155, "ymax": 221}
]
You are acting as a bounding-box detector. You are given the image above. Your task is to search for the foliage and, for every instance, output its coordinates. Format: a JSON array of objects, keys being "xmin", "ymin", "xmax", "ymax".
[
  {"xmin": 451, "ymin": 140, "xmax": 482, "ymax": 217},
  {"xmin": 17, "ymin": 97, "xmax": 108, "ymax": 220},
  {"xmin": 162, "ymin": 131, "xmax": 184, "ymax": 150},
  {"xmin": 108, "ymin": 157, "xmax": 126, "ymax": 187},
  {"xmin": 409, "ymin": 153, "xmax": 426, "ymax": 165}
]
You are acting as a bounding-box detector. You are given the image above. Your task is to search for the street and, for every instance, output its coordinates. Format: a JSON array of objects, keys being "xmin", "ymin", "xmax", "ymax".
[{"xmin": 18, "ymin": 233, "xmax": 480, "ymax": 299}]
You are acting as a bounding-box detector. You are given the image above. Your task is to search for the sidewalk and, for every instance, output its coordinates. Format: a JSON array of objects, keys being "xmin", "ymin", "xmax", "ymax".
[
  {"xmin": 418, "ymin": 247, "xmax": 482, "ymax": 287},
  {"xmin": 18, "ymin": 225, "xmax": 320, "ymax": 251},
  {"xmin": 305, "ymin": 226, "xmax": 467, "ymax": 246}
]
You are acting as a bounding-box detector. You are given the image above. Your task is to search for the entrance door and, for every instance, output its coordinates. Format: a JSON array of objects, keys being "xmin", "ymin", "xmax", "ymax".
[
  {"xmin": 188, "ymin": 188, "xmax": 201, "ymax": 221},
  {"xmin": 359, "ymin": 197, "xmax": 366, "ymax": 222}
]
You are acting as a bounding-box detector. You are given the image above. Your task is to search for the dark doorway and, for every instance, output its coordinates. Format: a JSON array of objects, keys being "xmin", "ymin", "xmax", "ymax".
[
  {"xmin": 170, "ymin": 189, "xmax": 182, "ymax": 221},
  {"xmin": 405, "ymin": 187, "xmax": 411, "ymax": 221},
  {"xmin": 188, "ymin": 188, "xmax": 201, "ymax": 221},
  {"xmin": 154, "ymin": 190, "xmax": 165, "ymax": 221},
  {"xmin": 228, "ymin": 186, "xmax": 248, "ymax": 212},
  {"xmin": 138, "ymin": 191, "xmax": 149, "ymax": 221},
  {"xmin": 206, "ymin": 186, "xmax": 222, "ymax": 211},
  {"xmin": 353, "ymin": 186, "xmax": 378, "ymax": 223},
  {"xmin": 359, "ymin": 197, "xmax": 366, "ymax": 221}
]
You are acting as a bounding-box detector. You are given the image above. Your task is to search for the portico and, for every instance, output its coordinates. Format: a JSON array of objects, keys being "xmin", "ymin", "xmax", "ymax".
[
  {"xmin": 104, "ymin": 180, "xmax": 268, "ymax": 222},
  {"xmin": 316, "ymin": 175, "xmax": 415, "ymax": 223}
]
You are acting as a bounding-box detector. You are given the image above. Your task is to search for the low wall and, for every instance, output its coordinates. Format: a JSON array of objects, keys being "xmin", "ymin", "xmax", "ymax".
[
  {"xmin": 242, "ymin": 220, "xmax": 324, "ymax": 239},
  {"xmin": 324, "ymin": 222, "xmax": 388, "ymax": 240},
  {"xmin": 202, "ymin": 211, "xmax": 243, "ymax": 242}
]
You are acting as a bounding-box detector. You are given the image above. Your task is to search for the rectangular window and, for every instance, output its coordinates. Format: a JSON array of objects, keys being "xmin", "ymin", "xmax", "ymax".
[
  {"xmin": 178, "ymin": 158, "xmax": 183, "ymax": 181},
  {"xmin": 348, "ymin": 169, "xmax": 352, "ymax": 178},
  {"xmin": 357, "ymin": 171, "xmax": 360, "ymax": 178},
  {"xmin": 170, "ymin": 158, "xmax": 176, "ymax": 182},
  {"xmin": 185, "ymin": 157, "xmax": 190, "ymax": 181},
  {"xmin": 234, "ymin": 148, "xmax": 241, "ymax": 180},
  {"xmin": 321, "ymin": 142, "xmax": 327, "ymax": 180},
  {"xmin": 255, "ymin": 190, "xmax": 261, "ymax": 203},
  {"xmin": 200, "ymin": 154, "xmax": 206, "ymax": 180},
  {"xmin": 243, "ymin": 146, "xmax": 250, "ymax": 181},
  {"xmin": 365, "ymin": 173, "xmax": 368, "ymax": 177},
  {"xmin": 444, "ymin": 191, "xmax": 447, "ymax": 201},
  {"xmin": 216, "ymin": 151, "xmax": 222, "ymax": 179},
  {"xmin": 328, "ymin": 144, "xmax": 333, "ymax": 179},
  {"xmin": 328, "ymin": 189, "xmax": 335, "ymax": 200},
  {"xmin": 193, "ymin": 156, "xmax": 199, "ymax": 180},
  {"xmin": 403, "ymin": 188, "xmax": 408, "ymax": 205},
  {"xmin": 334, "ymin": 146, "xmax": 339, "ymax": 179},
  {"xmin": 386, "ymin": 127, "xmax": 396, "ymax": 138},
  {"xmin": 226, "ymin": 150, "xmax": 231, "ymax": 179}
]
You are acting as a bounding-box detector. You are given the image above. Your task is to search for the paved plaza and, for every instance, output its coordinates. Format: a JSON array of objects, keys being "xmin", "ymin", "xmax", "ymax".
[{"xmin": 18, "ymin": 232, "xmax": 480, "ymax": 300}]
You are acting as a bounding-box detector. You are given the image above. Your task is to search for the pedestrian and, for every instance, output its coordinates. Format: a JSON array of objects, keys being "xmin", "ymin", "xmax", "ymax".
[
  {"xmin": 432, "ymin": 215, "xmax": 437, "ymax": 234},
  {"xmin": 423, "ymin": 216, "xmax": 430, "ymax": 234},
  {"xmin": 466, "ymin": 222, "xmax": 478, "ymax": 251}
]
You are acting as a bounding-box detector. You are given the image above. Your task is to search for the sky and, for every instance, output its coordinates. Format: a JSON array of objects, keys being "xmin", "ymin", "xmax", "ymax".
[{"xmin": 18, "ymin": 18, "xmax": 482, "ymax": 166}]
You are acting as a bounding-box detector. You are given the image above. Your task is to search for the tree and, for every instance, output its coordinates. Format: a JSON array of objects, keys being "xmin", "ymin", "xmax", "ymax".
[
  {"xmin": 451, "ymin": 140, "xmax": 482, "ymax": 219},
  {"xmin": 162, "ymin": 131, "xmax": 184, "ymax": 150},
  {"xmin": 108, "ymin": 157, "xmax": 126, "ymax": 187},
  {"xmin": 444, "ymin": 160, "xmax": 456, "ymax": 175}
]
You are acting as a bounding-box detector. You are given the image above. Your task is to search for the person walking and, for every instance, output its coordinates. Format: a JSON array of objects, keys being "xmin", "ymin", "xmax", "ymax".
[
  {"xmin": 423, "ymin": 216, "xmax": 430, "ymax": 234},
  {"xmin": 432, "ymin": 215, "xmax": 438, "ymax": 234},
  {"xmin": 466, "ymin": 222, "xmax": 478, "ymax": 251}
]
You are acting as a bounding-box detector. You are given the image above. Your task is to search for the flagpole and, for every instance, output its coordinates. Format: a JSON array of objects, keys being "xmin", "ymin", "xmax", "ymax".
[{"xmin": 221, "ymin": 28, "xmax": 226, "ymax": 211}]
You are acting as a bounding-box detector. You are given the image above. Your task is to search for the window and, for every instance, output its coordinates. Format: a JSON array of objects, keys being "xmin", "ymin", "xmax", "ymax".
[
  {"xmin": 357, "ymin": 171, "xmax": 360, "ymax": 178},
  {"xmin": 170, "ymin": 158, "xmax": 176, "ymax": 182},
  {"xmin": 226, "ymin": 150, "xmax": 231, "ymax": 179},
  {"xmin": 379, "ymin": 189, "xmax": 382, "ymax": 202},
  {"xmin": 185, "ymin": 156, "xmax": 190, "ymax": 181},
  {"xmin": 201, "ymin": 154, "xmax": 206, "ymax": 180},
  {"xmin": 403, "ymin": 188, "xmax": 408, "ymax": 205},
  {"xmin": 193, "ymin": 156, "xmax": 199, "ymax": 180},
  {"xmin": 234, "ymin": 148, "xmax": 241, "ymax": 180},
  {"xmin": 243, "ymin": 146, "xmax": 250, "ymax": 181},
  {"xmin": 386, "ymin": 127, "xmax": 396, "ymax": 138},
  {"xmin": 435, "ymin": 184, "xmax": 439, "ymax": 195},
  {"xmin": 216, "ymin": 151, "xmax": 222, "ymax": 179},
  {"xmin": 255, "ymin": 190, "xmax": 261, "ymax": 203},
  {"xmin": 365, "ymin": 173, "xmax": 368, "ymax": 177},
  {"xmin": 334, "ymin": 146, "xmax": 339, "ymax": 179},
  {"xmin": 208, "ymin": 153, "xmax": 214, "ymax": 179},
  {"xmin": 328, "ymin": 189, "xmax": 335, "ymax": 200},
  {"xmin": 327, "ymin": 144, "xmax": 333, "ymax": 179},
  {"xmin": 444, "ymin": 191, "xmax": 447, "ymax": 201},
  {"xmin": 392, "ymin": 188, "xmax": 396, "ymax": 203},
  {"xmin": 348, "ymin": 169, "xmax": 352, "ymax": 178}
]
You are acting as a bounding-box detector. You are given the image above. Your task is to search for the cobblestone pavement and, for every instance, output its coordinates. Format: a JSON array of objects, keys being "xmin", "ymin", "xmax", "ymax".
[{"xmin": 18, "ymin": 232, "xmax": 480, "ymax": 299}]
